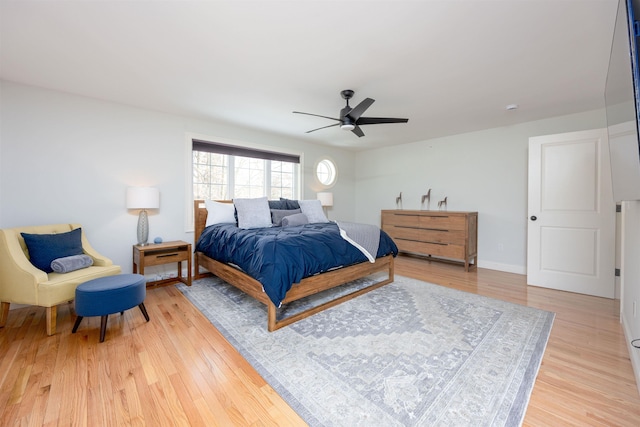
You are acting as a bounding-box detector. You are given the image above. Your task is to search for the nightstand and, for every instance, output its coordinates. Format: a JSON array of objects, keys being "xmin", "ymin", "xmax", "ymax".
[{"xmin": 132, "ymin": 240, "xmax": 192, "ymax": 287}]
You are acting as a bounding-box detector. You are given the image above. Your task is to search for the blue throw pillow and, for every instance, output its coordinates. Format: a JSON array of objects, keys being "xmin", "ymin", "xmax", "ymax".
[
  {"xmin": 279, "ymin": 198, "xmax": 300, "ymax": 209},
  {"xmin": 268, "ymin": 200, "xmax": 289, "ymax": 210},
  {"xmin": 21, "ymin": 228, "xmax": 84, "ymax": 273}
]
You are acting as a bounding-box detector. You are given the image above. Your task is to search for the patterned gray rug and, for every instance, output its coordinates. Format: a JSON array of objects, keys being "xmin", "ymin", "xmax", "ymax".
[{"xmin": 177, "ymin": 274, "xmax": 554, "ymax": 426}]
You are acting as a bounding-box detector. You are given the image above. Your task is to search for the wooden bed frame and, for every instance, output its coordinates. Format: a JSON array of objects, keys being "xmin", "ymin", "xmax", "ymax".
[{"xmin": 193, "ymin": 200, "xmax": 395, "ymax": 331}]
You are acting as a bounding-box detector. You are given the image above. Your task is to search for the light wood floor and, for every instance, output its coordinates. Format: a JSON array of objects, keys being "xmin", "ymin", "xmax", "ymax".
[{"xmin": 1, "ymin": 256, "xmax": 640, "ymax": 426}]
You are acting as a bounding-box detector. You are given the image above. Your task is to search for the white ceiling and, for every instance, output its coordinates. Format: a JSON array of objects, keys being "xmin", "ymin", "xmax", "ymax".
[{"xmin": 0, "ymin": 0, "xmax": 619, "ymax": 151}]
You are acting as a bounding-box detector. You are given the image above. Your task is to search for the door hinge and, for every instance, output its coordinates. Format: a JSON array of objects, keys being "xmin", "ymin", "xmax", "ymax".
[
  {"xmin": 616, "ymin": 204, "xmax": 622, "ymax": 213},
  {"xmin": 615, "ymin": 268, "xmax": 621, "ymax": 277}
]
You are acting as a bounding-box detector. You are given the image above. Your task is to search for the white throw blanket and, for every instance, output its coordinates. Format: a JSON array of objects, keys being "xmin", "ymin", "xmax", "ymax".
[{"xmin": 336, "ymin": 221, "xmax": 381, "ymax": 263}]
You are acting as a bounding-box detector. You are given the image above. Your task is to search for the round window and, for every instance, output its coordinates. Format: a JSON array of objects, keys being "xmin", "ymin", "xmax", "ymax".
[{"xmin": 316, "ymin": 158, "xmax": 337, "ymax": 187}]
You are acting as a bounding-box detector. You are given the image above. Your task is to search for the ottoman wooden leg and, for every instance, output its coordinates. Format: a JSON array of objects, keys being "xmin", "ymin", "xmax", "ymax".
[
  {"xmin": 138, "ymin": 303, "xmax": 150, "ymax": 322},
  {"xmin": 100, "ymin": 315, "xmax": 108, "ymax": 343},
  {"xmin": 72, "ymin": 316, "xmax": 83, "ymax": 333}
]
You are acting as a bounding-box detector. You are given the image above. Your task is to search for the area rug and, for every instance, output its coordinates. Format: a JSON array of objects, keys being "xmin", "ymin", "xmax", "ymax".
[{"xmin": 177, "ymin": 274, "xmax": 554, "ymax": 426}]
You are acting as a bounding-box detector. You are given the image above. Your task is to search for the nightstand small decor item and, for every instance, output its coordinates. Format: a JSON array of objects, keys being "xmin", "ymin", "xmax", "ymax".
[
  {"xmin": 154, "ymin": 237, "xmax": 163, "ymax": 244},
  {"xmin": 126, "ymin": 187, "xmax": 160, "ymax": 246}
]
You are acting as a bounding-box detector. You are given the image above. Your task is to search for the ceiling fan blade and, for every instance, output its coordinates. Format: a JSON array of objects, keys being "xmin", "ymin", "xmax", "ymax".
[
  {"xmin": 352, "ymin": 126, "xmax": 365, "ymax": 137},
  {"xmin": 346, "ymin": 98, "xmax": 375, "ymax": 120},
  {"xmin": 306, "ymin": 123, "xmax": 340, "ymax": 133},
  {"xmin": 357, "ymin": 117, "xmax": 409, "ymax": 125},
  {"xmin": 293, "ymin": 111, "xmax": 341, "ymax": 122}
]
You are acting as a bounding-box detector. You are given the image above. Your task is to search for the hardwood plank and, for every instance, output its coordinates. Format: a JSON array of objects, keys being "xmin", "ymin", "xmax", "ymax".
[{"xmin": 1, "ymin": 255, "xmax": 639, "ymax": 426}]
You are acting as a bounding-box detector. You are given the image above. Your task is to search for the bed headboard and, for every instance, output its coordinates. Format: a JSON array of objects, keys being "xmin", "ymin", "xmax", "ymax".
[{"xmin": 193, "ymin": 199, "xmax": 233, "ymax": 243}]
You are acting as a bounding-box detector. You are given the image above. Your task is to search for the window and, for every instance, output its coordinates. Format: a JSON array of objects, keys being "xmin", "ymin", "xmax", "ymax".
[
  {"xmin": 192, "ymin": 139, "xmax": 300, "ymax": 201},
  {"xmin": 316, "ymin": 158, "xmax": 337, "ymax": 187}
]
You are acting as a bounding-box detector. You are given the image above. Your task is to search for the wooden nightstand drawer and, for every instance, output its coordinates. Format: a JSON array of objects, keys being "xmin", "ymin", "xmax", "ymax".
[
  {"xmin": 144, "ymin": 249, "xmax": 188, "ymax": 266},
  {"xmin": 132, "ymin": 240, "xmax": 192, "ymax": 287}
]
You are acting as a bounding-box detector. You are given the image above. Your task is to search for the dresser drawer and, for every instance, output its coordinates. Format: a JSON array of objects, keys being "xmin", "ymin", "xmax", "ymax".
[
  {"xmin": 382, "ymin": 212, "xmax": 421, "ymax": 227},
  {"xmin": 395, "ymin": 239, "xmax": 466, "ymax": 259},
  {"xmin": 418, "ymin": 215, "xmax": 466, "ymax": 231},
  {"xmin": 383, "ymin": 212, "xmax": 467, "ymax": 231},
  {"xmin": 385, "ymin": 225, "xmax": 466, "ymax": 245}
]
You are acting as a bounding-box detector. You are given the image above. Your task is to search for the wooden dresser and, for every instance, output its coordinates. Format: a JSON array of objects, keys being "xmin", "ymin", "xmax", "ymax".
[{"xmin": 381, "ymin": 210, "xmax": 478, "ymax": 271}]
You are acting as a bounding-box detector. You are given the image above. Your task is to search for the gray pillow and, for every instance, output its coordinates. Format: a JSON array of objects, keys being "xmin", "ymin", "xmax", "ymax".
[
  {"xmin": 281, "ymin": 212, "xmax": 309, "ymax": 227},
  {"xmin": 298, "ymin": 199, "xmax": 329, "ymax": 223},
  {"xmin": 234, "ymin": 197, "xmax": 272, "ymax": 229},
  {"xmin": 271, "ymin": 208, "xmax": 301, "ymax": 226},
  {"xmin": 50, "ymin": 254, "xmax": 94, "ymax": 273}
]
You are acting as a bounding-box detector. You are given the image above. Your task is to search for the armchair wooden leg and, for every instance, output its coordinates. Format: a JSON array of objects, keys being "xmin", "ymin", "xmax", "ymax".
[
  {"xmin": 46, "ymin": 306, "xmax": 57, "ymax": 336},
  {"xmin": 0, "ymin": 302, "xmax": 9, "ymax": 328}
]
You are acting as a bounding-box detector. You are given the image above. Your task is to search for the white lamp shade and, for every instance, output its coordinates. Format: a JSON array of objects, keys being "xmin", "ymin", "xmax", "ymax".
[
  {"xmin": 317, "ymin": 192, "xmax": 334, "ymax": 207},
  {"xmin": 126, "ymin": 187, "xmax": 160, "ymax": 209}
]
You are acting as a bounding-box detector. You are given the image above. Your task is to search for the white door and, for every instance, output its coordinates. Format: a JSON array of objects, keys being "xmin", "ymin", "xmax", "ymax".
[{"xmin": 527, "ymin": 129, "xmax": 615, "ymax": 298}]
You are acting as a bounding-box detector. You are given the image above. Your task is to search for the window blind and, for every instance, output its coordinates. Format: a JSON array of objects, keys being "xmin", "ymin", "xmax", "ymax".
[{"xmin": 192, "ymin": 139, "xmax": 300, "ymax": 164}]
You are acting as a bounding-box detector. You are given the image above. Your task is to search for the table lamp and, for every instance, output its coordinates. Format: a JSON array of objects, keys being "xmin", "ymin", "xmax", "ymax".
[
  {"xmin": 126, "ymin": 187, "xmax": 159, "ymax": 246},
  {"xmin": 317, "ymin": 192, "xmax": 334, "ymax": 218}
]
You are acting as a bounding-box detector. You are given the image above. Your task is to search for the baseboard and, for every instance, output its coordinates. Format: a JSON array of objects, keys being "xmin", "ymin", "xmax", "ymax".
[
  {"xmin": 622, "ymin": 314, "xmax": 640, "ymax": 396},
  {"xmin": 477, "ymin": 260, "xmax": 526, "ymax": 275}
]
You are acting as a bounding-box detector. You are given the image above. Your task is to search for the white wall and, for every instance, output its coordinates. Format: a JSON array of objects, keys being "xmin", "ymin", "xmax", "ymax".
[
  {"xmin": 0, "ymin": 81, "xmax": 356, "ymax": 275},
  {"xmin": 354, "ymin": 109, "xmax": 607, "ymax": 273},
  {"xmin": 0, "ymin": 80, "xmax": 611, "ymax": 277},
  {"xmin": 620, "ymin": 201, "xmax": 640, "ymax": 395}
]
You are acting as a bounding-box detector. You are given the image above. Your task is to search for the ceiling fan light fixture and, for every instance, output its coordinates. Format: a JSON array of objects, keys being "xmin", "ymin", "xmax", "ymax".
[{"xmin": 293, "ymin": 90, "xmax": 408, "ymax": 138}]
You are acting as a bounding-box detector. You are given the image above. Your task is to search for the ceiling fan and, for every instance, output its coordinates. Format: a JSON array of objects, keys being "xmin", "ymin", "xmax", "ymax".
[{"xmin": 293, "ymin": 89, "xmax": 409, "ymax": 137}]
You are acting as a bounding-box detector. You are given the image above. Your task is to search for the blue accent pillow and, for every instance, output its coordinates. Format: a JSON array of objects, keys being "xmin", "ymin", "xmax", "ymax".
[
  {"xmin": 268, "ymin": 200, "xmax": 289, "ymax": 210},
  {"xmin": 279, "ymin": 198, "xmax": 300, "ymax": 209},
  {"xmin": 21, "ymin": 228, "xmax": 84, "ymax": 273}
]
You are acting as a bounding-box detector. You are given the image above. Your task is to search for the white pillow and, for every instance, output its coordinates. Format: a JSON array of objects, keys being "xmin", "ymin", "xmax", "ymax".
[
  {"xmin": 234, "ymin": 197, "xmax": 272, "ymax": 229},
  {"xmin": 298, "ymin": 199, "xmax": 329, "ymax": 223},
  {"xmin": 204, "ymin": 200, "xmax": 236, "ymax": 227}
]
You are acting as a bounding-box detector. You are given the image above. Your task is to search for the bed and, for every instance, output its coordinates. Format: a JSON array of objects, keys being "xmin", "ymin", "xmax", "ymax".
[{"xmin": 193, "ymin": 199, "xmax": 398, "ymax": 331}]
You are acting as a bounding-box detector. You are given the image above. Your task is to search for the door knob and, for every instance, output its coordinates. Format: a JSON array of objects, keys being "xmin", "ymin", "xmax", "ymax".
[{"xmin": 530, "ymin": 216, "xmax": 537, "ymax": 221}]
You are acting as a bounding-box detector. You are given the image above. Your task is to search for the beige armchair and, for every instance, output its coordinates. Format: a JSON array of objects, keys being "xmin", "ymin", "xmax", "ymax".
[{"xmin": 0, "ymin": 224, "xmax": 121, "ymax": 335}]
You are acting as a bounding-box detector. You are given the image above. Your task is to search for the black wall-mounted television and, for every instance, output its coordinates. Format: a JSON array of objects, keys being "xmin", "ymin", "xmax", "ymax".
[{"xmin": 606, "ymin": 0, "xmax": 640, "ymax": 201}]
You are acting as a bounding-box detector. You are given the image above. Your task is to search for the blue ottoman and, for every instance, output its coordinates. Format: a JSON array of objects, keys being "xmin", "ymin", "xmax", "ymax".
[{"xmin": 72, "ymin": 273, "xmax": 150, "ymax": 342}]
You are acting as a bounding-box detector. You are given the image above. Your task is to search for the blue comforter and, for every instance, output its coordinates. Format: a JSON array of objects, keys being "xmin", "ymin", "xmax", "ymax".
[{"xmin": 196, "ymin": 222, "xmax": 398, "ymax": 307}]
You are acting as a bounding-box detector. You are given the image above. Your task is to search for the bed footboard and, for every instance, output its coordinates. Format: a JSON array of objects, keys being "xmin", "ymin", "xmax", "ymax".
[{"xmin": 195, "ymin": 252, "xmax": 394, "ymax": 331}]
